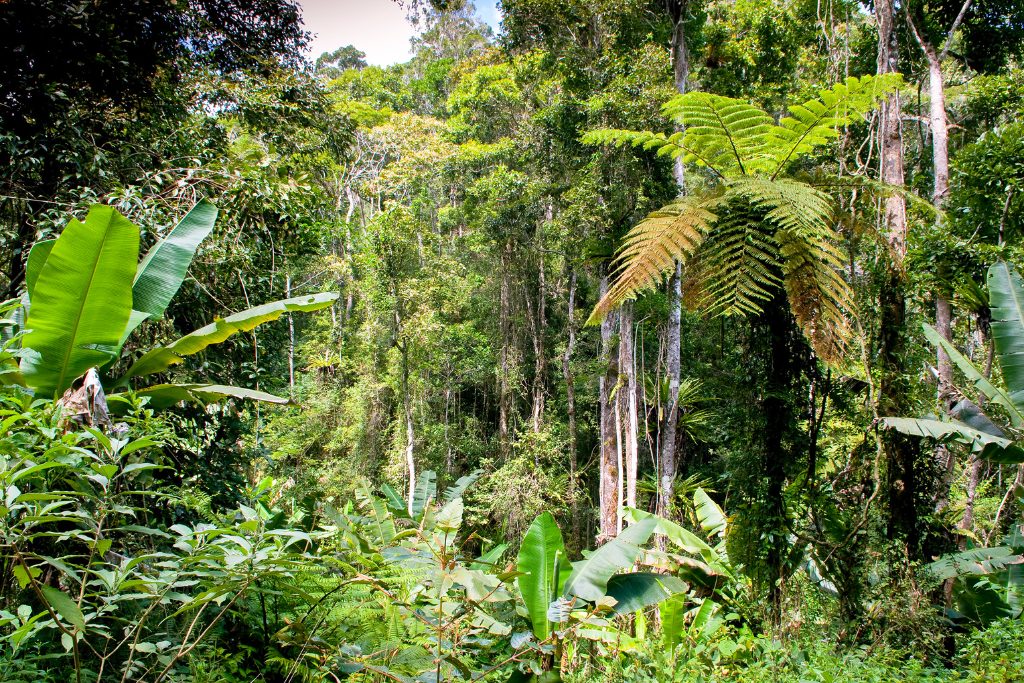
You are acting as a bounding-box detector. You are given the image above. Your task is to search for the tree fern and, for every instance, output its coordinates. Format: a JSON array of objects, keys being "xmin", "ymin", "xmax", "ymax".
[{"xmin": 584, "ymin": 74, "xmax": 900, "ymax": 361}]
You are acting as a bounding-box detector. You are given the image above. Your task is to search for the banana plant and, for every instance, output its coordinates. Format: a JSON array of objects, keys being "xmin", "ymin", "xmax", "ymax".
[
  {"xmin": 7, "ymin": 202, "xmax": 337, "ymax": 405},
  {"xmin": 883, "ymin": 261, "xmax": 1024, "ymax": 463},
  {"xmin": 512, "ymin": 513, "xmax": 687, "ymax": 681},
  {"xmin": 884, "ymin": 261, "xmax": 1024, "ymax": 622}
]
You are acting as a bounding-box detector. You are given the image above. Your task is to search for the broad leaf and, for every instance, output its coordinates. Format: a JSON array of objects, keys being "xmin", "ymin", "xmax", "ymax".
[
  {"xmin": 922, "ymin": 323, "xmax": 1023, "ymax": 427},
  {"xmin": 517, "ymin": 512, "xmax": 570, "ymax": 641},
  {"xmin": 411, "ymin": 470, "xmax": 437, "ymax": 519},
  {"xmin": 40, "ymin": 585, "xmax": 86, "ymax": 631},
  {"xmin": 119, "ymin": 292, "xmax": 339, "ymax": 382},
  {"xmin": 563, "ymin": 517, "xmax": 658, "ymax": 603},
  {"xmin": 694, "ymin": 488, "xmax": 727, "ymax": 538},
  {"xmin": 605, "ymin": 572, "xmax": 688, "ymax": 615},
  {"xmin": 25, "ymin": 239, "xmax": 55, "ymax": 301},
  {"xmin": 123, "ymin": 200, "xmax": 218, "ymax": 342},
  {"xmin": 988, "ymin": 262, "xmax": 1024, "ymax": 405},
  {"xmin": 21, "ymin": 206, "xmax": 139, "ymax": 396},
  {"xmin": 131, "ymin": 383, "xmax": 290, "ymax": 408},
  {"xmin": 881, "ymin": 417, "xmax": 1024, "ymax": 463}
]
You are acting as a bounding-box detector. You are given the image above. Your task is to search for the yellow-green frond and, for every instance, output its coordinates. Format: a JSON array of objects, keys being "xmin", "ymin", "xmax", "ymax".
[
  {"xmin": 769, "ymin": 73, "xmax": 903, "ymax": 176},
  {"xmin": 777, "ymin": 228, "xmax": 855, "ymax": 363},
  {"xmin": 662, "ymin": 93, "xmax": 778, "ymax": 176},
  {"xmin": 580, "ymin": 128, "xmax": 685, "ymax": 159},
  {"xmin": 587, "ymin": 195, "xmax": 718, "ymax": 325},
  {"xmin": 695, "ymin": 201, "xmax": 782, "ymax": 317}
]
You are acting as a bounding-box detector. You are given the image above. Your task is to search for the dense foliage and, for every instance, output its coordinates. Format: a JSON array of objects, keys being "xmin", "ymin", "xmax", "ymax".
[{"xmin": 3, "ymin": 0, "xmax": 1024, "ymax": 680}]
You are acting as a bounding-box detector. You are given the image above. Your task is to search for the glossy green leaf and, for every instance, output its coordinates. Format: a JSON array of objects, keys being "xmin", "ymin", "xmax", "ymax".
[
  {"xmin": 25, "ymin": 239, "xmax": 55, "ymax": 301},
  {"xmin": 517, "ymin": 512, "xmax": 570, "ymax": 641},
  {"xmin": 922, "ymin": 323, "xmax": 1023, "ymax": 427},
  {"xmin": 882, "ymin": 417, "xmax": 1024, "ymax": 462},
  {"xmin": 989, "ymin": 262, "xmax": 1024, "ymax": 404},
  {"xmin": 563, "ymin": 517, "xmax": 658, "ymax": 603},
  {"xmin": 123, "ymin": 200, "xmax": 218, "ymax": 342},
  {"xmin": 130, "ymin": 383, "xmax": 290, "ymax": 408},
  {"xmin": 605, "ymin": 572, "xmax": 688, "ymax": 615},
  {"xmin": 694, "ymin": 488, "xmax": 727, "ymax": 537},
  {"xmin": 120, "ymin": 292, "xmax": 339, "ymax": 382},
  {"xmin": 21, "ymin": 205, "xmax": 139, "ymax": 397},
  {"xmin": 40, "ymin": 585, "xmax": 86, "ymax": 631}
]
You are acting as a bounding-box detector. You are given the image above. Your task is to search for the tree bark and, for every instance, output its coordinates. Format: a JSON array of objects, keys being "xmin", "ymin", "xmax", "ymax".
[
  {"xmin": 562, "ymin": 268, "xmax": 580, "ymax": 539},
  {"xmin": 531, "ymin": 210, "xmax": 549, "ymax": 432},
  {"xmin": 659, "ymin": 0, "xmax": 690, "ymax": 532},
  {"xmin": 598, "ymin": 269, "xmax": 621, "ymax": 543},
  {"xmin": 876, "ymin": 0, "xmax": 921, "ymax": 551},
  {"xmin": 498, "ymin": 242, "xmax": 513, "ymax": 454},
  {"xmin": 618, "ymin": 302, "xmax": 639, "ymax": 511}
]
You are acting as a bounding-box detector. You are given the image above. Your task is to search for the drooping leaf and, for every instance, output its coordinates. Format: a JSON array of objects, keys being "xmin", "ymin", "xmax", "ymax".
[
  {"xmin": 516, "ymin": 512, "xmax": 570, "ymax": 641},
  {"xmin": 922, "ymin": 323, "xmax": 1023, "ymax": 427},
  {"xmin": 928, "ymin": 546, "xmax": 1022, "ymax": 581},
  {"xmin": 40, "ymin": 585, "xmax": 86, "ymax": 631},
  {"xmin": 411, "ymin": 470, "xmax": 437, "ymax": 519},
  {"xmin": 563, "ymin": 517, "xmax": 658, "ymax": 603},
  {"xmin": 605, "ymin": 572, "xmax": 688, "ymax": 615},
  {"xmin": 21, "ymin": 206, "xmax": 139, "ymax": 396},
  {"xmin": 130, "ymin": 383, "xmax": 290, "ymax": 408},
  {"xmin": 119, "ymin": 292, "xmax": 339, "ymax": 382},
  {"xmin": 693, "ymin": 488, "xmax": 727, "ymax": 538},
  {"xmin": 124, "ymin": 200, "xmax": 218, "ymax": 342},
  {"xmin": 881, "ymin": 416, "xmax": 1024, "ymax": 462},
  {"xmin": 442, "ymin": 469, "xmax": 482, "ymax": 503}
]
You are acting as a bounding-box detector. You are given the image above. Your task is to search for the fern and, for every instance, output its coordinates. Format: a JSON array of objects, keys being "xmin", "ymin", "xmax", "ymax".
[
  {"xmin": 582, "ymin": 75, "xmax": 898, "ymax": 361},
  {"xmin": 587, "ymin": 194, "xmax": 718, "ymax": 324}
]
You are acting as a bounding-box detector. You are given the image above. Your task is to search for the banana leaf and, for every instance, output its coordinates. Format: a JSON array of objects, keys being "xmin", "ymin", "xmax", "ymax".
[
  {"xmin": 21, "ymin": 206, "xmax": 139, "ymax": 397},
  {"xmin": 123, "ymin": 200, "xmax": 218, "ymax": 343},
  {"xmin": 563, "ymin": 517, "xmax": 658, "ymax": 603},
  {"xmin": 119, "ymin": 292, "xmax": 339, "ymax": 383},
  {"xmin": 605, "ymin": 572, "xmax": 688, "ymax": 615},
  {"xmin": 989, "ymin": 262, "xmax": 1024, "ymax": 403},
  {"xmin": 516, "ymin": 512, "xmax": 571, "ymax": 641}
]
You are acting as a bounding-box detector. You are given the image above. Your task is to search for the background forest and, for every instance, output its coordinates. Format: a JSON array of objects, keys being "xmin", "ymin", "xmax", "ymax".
[{"xmin": 3, "ymin": 0, "xmax": 1024, "ymax": 680}]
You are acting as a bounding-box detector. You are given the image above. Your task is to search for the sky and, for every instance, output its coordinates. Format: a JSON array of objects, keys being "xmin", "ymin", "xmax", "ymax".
[{"xmin": 298, "ymin": 0, "xmax": 502, "ymax": 67}]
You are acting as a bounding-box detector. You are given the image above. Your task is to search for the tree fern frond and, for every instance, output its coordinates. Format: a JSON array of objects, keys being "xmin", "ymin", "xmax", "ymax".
[
  {"xmin": 580, "ymin": 128, "xmax": 684, "ymax": 157},
  {"xmin": 696, "ymin": 200, "xmax": 782, "ymax": 317},
  {"xmin": 663, "ymin": 93, "xmax": 777, "ymax": 176},
  {"xmin": 769, "ymin": 74, "xmax": 903, "ymax": 176},
  {"xmin": 587, "ymin": 195, "xmax": 719, "ymax": 324},
  {"xmin": 777, "ymin": 229, "xmax": 854, "ymax": 362}
]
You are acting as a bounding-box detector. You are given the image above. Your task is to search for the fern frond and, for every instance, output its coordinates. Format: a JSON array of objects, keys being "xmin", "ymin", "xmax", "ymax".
[
  {"xmin": 695, "ymin": 200, "xmax": 782, "ymax": 317},
  {"xmin": 663, "ymin": 93, "xmax": 777, "ymax": 176},
  {"xmin": 769, "ymin": 74, "xmax": 903, "ymax": 176},
  {"xmin": 588, "ymin": 194, "xmax": 719, "ymax": 324},
  {"xmin": 725, "ymin": 177, "xmax": 853, "ymax": 360},
  {"xmin": 580, "ymin": 128, "xmax": 685, "ymax": 158}
]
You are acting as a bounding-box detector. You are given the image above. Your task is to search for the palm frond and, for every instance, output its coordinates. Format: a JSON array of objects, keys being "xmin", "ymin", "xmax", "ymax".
[
  {"xmin": 663, "ymin": 93, "xmax": 777, "ymax": 176},
  {"xmin": 769, "ymin": 73, "xmax": 903, "ymax": 176},
  {"xmin": 587, "ymin": 194, "xmax": 718, "ymax": 324}
]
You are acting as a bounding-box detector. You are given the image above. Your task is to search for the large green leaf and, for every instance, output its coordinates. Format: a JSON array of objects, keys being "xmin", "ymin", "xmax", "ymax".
[
  {"xmin": 130, "ymin": 383, "xmax": 290, "ymax": 408},
  {"xmin": 40, "ymin": 585, "xmax": 86, "ymax": 631},
  {"xmin": 517, "ymin": 512, "xmax": 570, "ymax": 641},
  {"xmin": 922, "ymin": 323, "xmax": 1023, "ymax": 427},
  {"xmin": 881, "ymin": 417, "xmax": 1024, "ymax": 463},
  {"xmin": 622, "ymin": 507, "xmax": 717, "ymax": 558},
  {"xmin": 123, "ymin": 201, "xmax": 218, "ymax": 344},
  {"xmin": 25, "ymin": 239, "xmax": 55, "ymax": 302},
  {"xmin": 563, "ymin": 517, "xmax": 658, "ymax": 603},
  {"xmin": 21, "ymin": 206, "xmax": 139, "ymax": 397},
  {"xmin": 119, "ymin": 292, "xmax": 339, "ymax": 382},
  {"xmin": 605, "ymin": 572, "xmax": 688, "ymax": 615},
  {"xmin": 989, "ymin": 262, "xmax": 1024, "ymax": 403},
  {"xmin": 694, "ymin": 488, "xmax": 727, "ymax": 538},
  {"xmin": 411, "ymin": 470, "xmax": 438, "ymax": 519}
]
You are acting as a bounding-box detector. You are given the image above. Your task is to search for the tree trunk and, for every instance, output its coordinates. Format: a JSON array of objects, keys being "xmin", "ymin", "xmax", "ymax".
[
  {"xmin": 562, "ymin": 268, "xmax": 580, "ymax": 540},
  {"xmin": 498, "ymin": 243, "xmax": 513, "ymax": 454},
  {"xmin": 659, "ymin": 264, "xmax": 683, "ymax": 526},
  {"xmin": 598, "ymin": 269, "xmax": 621, "ymax": 543},
  {"xmin": 531, "ymin": 212, "xmax": 549, "ymax": 432},
  {"xmin": 659, "ymin": 0, "xmax": 690, "ymax": 534},
  {"xmin": 875, "ymin": 0, "xmax": 921, "ymax": 551},
  {"xmin": 618, "ymin": 302, "xmax": 639, "ymax": 511}
]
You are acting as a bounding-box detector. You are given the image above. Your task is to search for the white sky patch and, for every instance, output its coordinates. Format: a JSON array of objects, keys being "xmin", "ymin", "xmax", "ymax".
[{"xmin": 298, "ymin": 0, "xmax": 503, "ymax": 67}]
